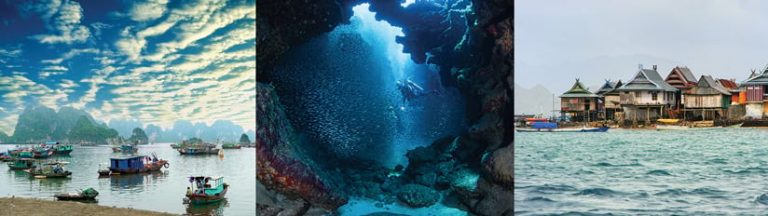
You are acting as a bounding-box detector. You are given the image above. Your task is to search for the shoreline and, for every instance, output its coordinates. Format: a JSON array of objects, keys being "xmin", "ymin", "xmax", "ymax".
[{"xmin": 0, "ymin": 197, "xmax": 176, "ymax": 216}]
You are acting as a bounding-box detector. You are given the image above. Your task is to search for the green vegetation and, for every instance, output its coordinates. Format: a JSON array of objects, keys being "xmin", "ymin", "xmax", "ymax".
[
  {"xmin": 129, "ymin": 127, "xmax": 149, "ymax": 144},
  {"xmin": 239, "ymin": 133, "xmax": 251, "ymax": 144},
  {"xmin": 7, "ymin": 106, "xmax": 119, "ymax": 143}
]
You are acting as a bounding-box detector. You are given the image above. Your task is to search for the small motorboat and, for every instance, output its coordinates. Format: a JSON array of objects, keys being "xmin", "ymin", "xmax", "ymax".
[
  {"xmin": 55, "ymin": 188, "xmax": 99, "ymax": 202},
  {"xmin": 655, "ymin": 119, "xmax": 690, "ymax": 131},
  {"xmin": 7, "ymin": 158, "xmax": 35, "ymax": 170},
  {"xmin": 184, "ymin": 176, "xmax": 229, "ymax": 205}
]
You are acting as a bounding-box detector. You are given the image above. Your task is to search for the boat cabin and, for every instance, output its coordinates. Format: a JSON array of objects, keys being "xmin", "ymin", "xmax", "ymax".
[
  {"xmin": 188, "ymin": 176, "xmax": 225, "ymax": 195},
  {"xmin": 110, "ymin": 156, "xmax": 146, "ymax": 171}
]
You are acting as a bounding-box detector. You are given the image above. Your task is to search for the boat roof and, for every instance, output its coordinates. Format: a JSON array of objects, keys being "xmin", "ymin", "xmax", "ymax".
[
  {"xmin": 44, "ymin": 141, "xmax": 58, "ymax": 145},
  {"xmin": 190, "ymin": 176, "xmax": 223, "ymax": 180},
  {"xmin": 110, "ymin": 155, "xmax": 148, "ymax": 160}
]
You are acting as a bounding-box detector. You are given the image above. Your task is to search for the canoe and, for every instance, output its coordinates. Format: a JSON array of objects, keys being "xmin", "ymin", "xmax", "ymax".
[
  {"xmin": 657, "ymin": 119, "xmax": 680, "ymax": 124},
  {"xmin": 656, "ymin": 125, "xmax": 690, "ymax": 131},
  {"xmin": 516, "ymin": 127, "xmax": 609, "ymax": 132}
]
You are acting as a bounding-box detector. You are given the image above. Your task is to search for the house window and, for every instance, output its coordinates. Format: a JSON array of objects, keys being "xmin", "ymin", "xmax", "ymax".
[{"xmin": 652, "ymin": 92, "xmax": 658, "ymax": 101}]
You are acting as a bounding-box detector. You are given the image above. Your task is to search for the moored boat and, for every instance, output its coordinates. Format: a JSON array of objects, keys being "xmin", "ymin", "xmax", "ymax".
[
  {"xmin": 113, "ymin": 144, "xmax": 138, "ymax": 153},
  {"xmin": 108, "ymin": 154, "xmax": 168, "ymax": 174},
  {"xmin": 655, "ymin": 119, "xmax": 690, "ymax": 131},
  {"xmin": 184, "ymin": 176, "xmax": 229, "ymax": 205},
  {"xmin": 28, "ymin": 161, "xmax": 71, "ymax": 178},
  {"xmin": 50, "ymin": 142, "xmax": 73, "ymax": 155},
  {"xmin": 32, "ymin": 147, "xmax": 53, "ymax": 158},
  {"xmin": 221, "ymin": 143, "xmax": 241, "ymax": 149},
  {"xmin": 7, "ymin": 158, "xmax": 35, "ymax": 170},
  {"xmin": 97, "ymin": 163, "xmax": 111, "ymax": 177},
  {"xmin": 515, "ymin": 121, "xmax": 609, "ymax": 132},
  {"xmin": 55, "ymin": 188, "xmax": 99, "ymax": 202},
  {"xmin": 178, "ymin": 144, "xmax": 221, "ymax": 155}
]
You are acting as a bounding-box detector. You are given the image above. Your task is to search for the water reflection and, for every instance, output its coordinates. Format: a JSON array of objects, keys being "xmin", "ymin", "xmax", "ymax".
[
  {"xmin": 185, "ymin": 199, "xmax": 228, "ymax": 216},
  {"xmin": 37, "ymin": 178, "xmax": 71, "ymax": 190}
]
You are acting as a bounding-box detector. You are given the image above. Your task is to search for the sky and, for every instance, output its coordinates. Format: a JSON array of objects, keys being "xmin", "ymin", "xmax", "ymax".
[
  {"xmin": 0, "ymin": 0, "xmax": 255, "ymax": 135},
  {"xmin": 516, "ymin": 0, "xmax": 768, "ymax": 94}
]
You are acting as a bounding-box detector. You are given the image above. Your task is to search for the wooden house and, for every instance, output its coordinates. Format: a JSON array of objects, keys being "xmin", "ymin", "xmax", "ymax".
[
  {"xmin": 716, "ymin": 79, "xmax": 743, "ymax": 105},
  {"xmin": 560, "ymin": 79, "xmax": 599, "ymax": 122},
  {"xmin": 683, "ymin": 75, "xmax": 731, "ymax": 120},
  {"xmin": 618, "ymin": 65, "xmax": 679, "ymax": 123},
  {"xmin": 741, "ymin": 67, "xmax": 768, "ymax": 119},
  {"xmin": 664, "ymin": 66, "xmax": 698, "ymax": 109},
  {"xmin": 595, "ymin": 80, "xmax": 623, "ymax": 120}
]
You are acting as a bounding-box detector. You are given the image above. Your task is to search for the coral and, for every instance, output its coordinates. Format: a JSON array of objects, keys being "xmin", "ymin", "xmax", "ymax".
[
  {"xmin": 256, "ymin": 83, "xmax": 347, "ymax": 210},
  {"xmin": 396, "ymin": 184, "xmax": 440, "ymax": 208}
]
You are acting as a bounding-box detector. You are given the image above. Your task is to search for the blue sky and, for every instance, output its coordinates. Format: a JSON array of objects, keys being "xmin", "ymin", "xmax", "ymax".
[
  {"xmin": 0, "ymin": 0, "xmax": 255, "ymax": 134},
  {"xmin": 516, "ymin": 0, "xmax": 768, "ymax": 94}
]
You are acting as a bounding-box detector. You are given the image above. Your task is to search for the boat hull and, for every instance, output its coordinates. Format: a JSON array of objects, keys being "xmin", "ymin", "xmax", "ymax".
[
  {"xmin": 108, "ymin": 160, "xmax": 168, "ymax": 174},
  {"xmin": 656, "ymin": 125, "xmax": 690, "ymax": 130},
  {"xmin": 516, "ymin": 127, "xmax": 609, "ymax": 132},
  {"xmin": 185, "ymin": 184, "xmax": 228, "ymax": 205}
]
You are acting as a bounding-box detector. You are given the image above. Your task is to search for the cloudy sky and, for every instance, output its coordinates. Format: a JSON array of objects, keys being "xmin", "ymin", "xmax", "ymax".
[
  {"xmin": 516, "ymin": 0, "xmax": 768, "ymax": 94},
  {"xmin": 0, "ymin": 0, "xmax": 255, "ymax": 134}
]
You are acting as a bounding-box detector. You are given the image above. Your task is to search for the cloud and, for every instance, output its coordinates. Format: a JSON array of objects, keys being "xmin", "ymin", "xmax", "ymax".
[
  {"xmin": 0, "ymin": 48, "xmax": 22, "ymax": 57},
  {"xmin": 129, "ymin": 0, "xmax": 169, "ymax": 22},
  {"xmin": 41, "ymin": 48, "xmax": 100, "ymax": 64},
  {"xmin": 31, "ymin": 0, "xmax": 91, "ymax": 44}
]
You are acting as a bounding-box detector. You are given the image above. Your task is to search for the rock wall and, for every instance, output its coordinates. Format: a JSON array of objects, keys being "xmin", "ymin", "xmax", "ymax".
[{"xmin": 256, "ymin": 83, "xmax": 347, "ymax": 210}]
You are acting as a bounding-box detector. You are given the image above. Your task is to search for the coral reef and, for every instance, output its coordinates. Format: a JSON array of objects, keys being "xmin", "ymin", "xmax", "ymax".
[
  {"xmin": 256, "ymin": 83, "xmax": 347, "ymax": 210},
  {"xmin": 396, "ymin": 184, "xmax": 441, "ymax": 208}
]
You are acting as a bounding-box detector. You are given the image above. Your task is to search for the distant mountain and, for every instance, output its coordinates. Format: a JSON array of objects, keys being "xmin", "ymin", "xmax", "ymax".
[
  {"xmin": 514, "ymin": 83, "xmax": 557, "ymax": 117},
  {"xmin": 108, "ymin": 119, "xmax": 252, "ymax": 143},
  {"xmin": 108, "ymin": 119, "xmax": 144, "ymax": 138},
  {"xmin": 9, "ymin": 106, "xmax": 118, "ymax": 143}
]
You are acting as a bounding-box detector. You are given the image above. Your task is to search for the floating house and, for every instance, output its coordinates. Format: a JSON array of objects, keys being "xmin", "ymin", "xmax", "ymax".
[
  {"xmin": 560, "ymin": 79, "xmax": 599, "ymax": 122},
  {"xmin": 618, "ymin": 65, "xmax": 679, "ymax": 123},
  {"xmin": 741, "ymin": 66, "xmax": 768, "ymax": 119},
  {"xmin": 664, "ymin": 66, "xmax": 698, "ymax": 109},
  {"xmin": 595, "ymin": 80, "xmax": 623, "ymax": 120},
  {"xmin": 683, "ymin": 75, "xmax": 731, "ymax": 120}
]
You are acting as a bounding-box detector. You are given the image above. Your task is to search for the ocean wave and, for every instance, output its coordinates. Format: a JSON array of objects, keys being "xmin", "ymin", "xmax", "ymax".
[
  {"xmin": 755, "ymin": 194, "xmax": 768, "ymax": 205},
  {"xmin": 654, "ymin": 187, "xmax": 726, "ymax": 198},
  {"xmin": 529, "ymin": 184, "xmax": 579, "ymax": 194},
  {"xmin": 723, "ymin": 167, "xmax": 768, "ymax": 174},
  {"xmin": 593, "ymin": 161, "xmax": 642, "ymax": 167},
  {"xmin": 706, "ymin": 158, "xmax": 728, "ymax": 164},
  {"xmin": 526, "ymin": 196, "xmax": 556, "ymax": 202},
  {"xmin": 574, "ymin": 188, "xmax": 622, "ymax": 196},
  {"xmin": 646, "ymin": 169, "xmax": 672, "ymax": 176}
]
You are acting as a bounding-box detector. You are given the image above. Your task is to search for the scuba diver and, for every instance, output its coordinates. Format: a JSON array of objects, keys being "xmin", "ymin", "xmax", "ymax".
[{"xmin": 396, "ymin": 78, "xmax": 426, "ymax": 104}]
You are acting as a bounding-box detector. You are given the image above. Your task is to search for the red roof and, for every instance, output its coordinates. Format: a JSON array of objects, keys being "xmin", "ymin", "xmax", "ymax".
[{"xmin": 717, "ymin": 79, "xmax": 738, "ymax": 89}]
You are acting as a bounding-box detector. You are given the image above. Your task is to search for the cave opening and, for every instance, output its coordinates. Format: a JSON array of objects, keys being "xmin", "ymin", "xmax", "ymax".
[{"xmin": 268, "ymin": 1, "xmax": 467, "ymax": 169}]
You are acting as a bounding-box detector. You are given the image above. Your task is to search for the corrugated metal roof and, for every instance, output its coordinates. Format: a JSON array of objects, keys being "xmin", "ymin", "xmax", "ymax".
[
  {"xmin": 743, "ymin": 67, "xmax": 768, "ymax": 85},
  {"xmin": 619, "ymin": 69, "xmax": 678, "ymax": 92},
  {"xmin": 717, "ymin": 79, "xmax": 738, "ymax": 89},
  {"xmin": 689, "ymin": 75, "xmax": 731, "ymax": 95},
  {"xmin": 677, "ymin": 67, "xmax": 697, "ymax": 82}
]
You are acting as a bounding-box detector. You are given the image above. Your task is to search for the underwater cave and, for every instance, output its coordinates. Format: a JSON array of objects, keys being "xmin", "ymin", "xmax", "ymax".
[{"xmin": 257, "ymin": 0, "xmax": 512, "ymax": 215}]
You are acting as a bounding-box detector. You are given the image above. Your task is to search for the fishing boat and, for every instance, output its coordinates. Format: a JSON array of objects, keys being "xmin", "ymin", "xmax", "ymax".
[
  {"xmin": 108, "ymin": 154, "xmax": 168, "ymax": 174},
  {"xmin": 7, "ymin": 158, "xmax": 35, "ymax": 170},
  {"xmin": 54, "ymin": 188, "xmax": 99, "ymax": 202},
  {"xmin": 178, "ymin": 143, "xmax": 221, "ymax": 155},
  {"xmin": 48, "ymin": 142, "xmax": 73, "ymax": 155},
  {"xmin": 170, "ymin": 143, "xmax": 182, "ymax": 149},
  {"xmin": 655, "ymin": 119, "xmax": 690, "ymax": 131},
  {"xmin": 32, "ymin": 147, "xmax": 53, "ymax": 158},
  {"xmin": 0, "ymin": 152, "xmax": 10, "ymax": 162},
  {"xmin": 515, "ymin": 121, "xmax": 609, "ymax": 132},
  {"xmin": 221, "ymin": 143, "xmax": 241, "ymax": 149},
  {"xmin": 183, "ymin": 176, "xmax": 229, "ymax": 205},
  {"xmin": 113, "ymin": 144, "xmax": 138, "ymax": 153},
  {"xmin": 28, "ymin": 161, "xmax": 71, "ymax": 178}
]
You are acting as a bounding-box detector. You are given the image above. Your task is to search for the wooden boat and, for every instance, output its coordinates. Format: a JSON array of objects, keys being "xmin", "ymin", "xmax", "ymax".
[
  {"xmin": 28, "ymin": 161, "xmax": 71, "ymax": 178},
  {"xmin": 178, "ymin": 144, "xmax": 221, "ymax": 155},
  {"xmin": 657, "ymin": 118, "xmax": 680, "ymax": 124},
  {"xmin": 516, "ymin": 126, "xmax": 609, "ymax": 132},
  {"xmin": 108, "ymin": 154, "xmax": 168, "ymax": 174},
  {"xmin": 0, "ymin": 153, "xmax": 10, "ymax": 162},
  {"xmin": 113, "ymin": 144, "xmax": 138, "ymax": 153},
  {"xmin": 55, "ymin": 188, "xmax": 99, "ymax": 201},
  {"xmin": 221, "ymin": 143, "xmax": 241, "ymax": 149},
  {"xmin": 7, "ymin": 158, "xmax": 35, "ymax": 170},
  {"xmin": 170, "ymin": 144, "xmax": 182, "ymax": 149},
  {"xmin": 656, "ymin": 124, "xmax": 690, "ymax": 130},
  {"xmin": 50, "ymin": 142, "xmax": 73, "ymax": 155},
  {"xmin": 32, "ymin": 147, "xmax": 53, "ymax": 158},
  {"xmin": 184, "ymin": 176, "xmax": 229, "ymax": 205},
  {"xmin": 728, "ymin": 123, "xmax": 743, "ymax": 128}
]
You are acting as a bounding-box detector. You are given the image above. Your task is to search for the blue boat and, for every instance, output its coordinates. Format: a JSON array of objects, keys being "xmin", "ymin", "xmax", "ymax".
[
  {"xmin": 516, "ymin": 122, "xmax": 609, "ymax": 132},
  {"xmin": 108, "ymin": 155, "xmax": 168, "ymax": 174}
]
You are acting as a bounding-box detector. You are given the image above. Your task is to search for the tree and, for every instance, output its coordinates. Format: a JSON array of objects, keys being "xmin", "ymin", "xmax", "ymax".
[
  {"xmin": 239, "ymin": 133, "xmax": 251, "ymax": 144},
  {"xmin": 129, "ymin": 127, "xmax": 149, "ymax": 144}
]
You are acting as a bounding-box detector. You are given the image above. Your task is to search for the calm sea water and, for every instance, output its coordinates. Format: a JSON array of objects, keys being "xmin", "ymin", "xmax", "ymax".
[
  {"xmin": 515, "ymin": 128, "xmax": 768, "ymax": 215},
  {"xmin": 0, "ymin": 144, "xmax": 255, "ymax": 215}
]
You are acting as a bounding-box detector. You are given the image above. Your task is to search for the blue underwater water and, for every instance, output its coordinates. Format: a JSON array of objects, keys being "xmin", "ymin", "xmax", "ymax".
[{"xmin": 270, "ymin": 3, "xmax": 467, "ymax": 168}]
